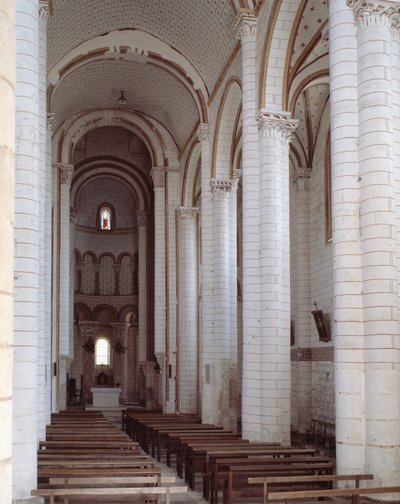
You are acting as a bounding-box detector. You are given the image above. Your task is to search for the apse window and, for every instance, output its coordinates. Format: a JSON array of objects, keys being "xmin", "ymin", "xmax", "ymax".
[
  {"xmin": 95, "ymin": 337, "xmax": 110, "ymax": 366},
  {"xmin": 100, "ymin": 206, "xmax": 112, "ymax": 230}
]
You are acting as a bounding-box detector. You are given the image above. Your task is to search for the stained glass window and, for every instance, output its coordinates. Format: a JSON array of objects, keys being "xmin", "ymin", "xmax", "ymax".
[{"xmin": 100, "ymin": 207, "xmax": 112, "ymax": 230}]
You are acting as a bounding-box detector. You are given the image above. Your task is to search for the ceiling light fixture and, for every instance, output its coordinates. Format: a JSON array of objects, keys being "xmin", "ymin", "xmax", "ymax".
[{"xmin": 118, "ymin": 90, "xmax": 127, "ymax": 105}]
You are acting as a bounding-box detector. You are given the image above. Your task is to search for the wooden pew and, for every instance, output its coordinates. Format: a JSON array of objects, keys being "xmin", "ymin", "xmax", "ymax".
[
  {"xmin": 185, "ymin": 443, "xmax": 291, "ymax": 490},
  {"xmin": 223, "ymin": 462, "xmax": 335, "ymax": 504},
  {"xmin": 267, "ymin": 484, "xmax": 400, "ymax": 504},
  {"xmin": 207, "ymin": 455, "xmax": 331, "ymax": 504},
  {"xmin": 248, "ymin": 474, "xmax": 374, "ymax": 504},
  {"xmin": 32, "ymin": 484, "xmax": 188, "ymax": 504}
]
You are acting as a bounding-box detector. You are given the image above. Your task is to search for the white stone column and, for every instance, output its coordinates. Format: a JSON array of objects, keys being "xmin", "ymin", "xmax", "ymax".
[
  {"xmin": 165, "ymin": 167, "xmax": 179, "ymax": 412},
  {"xmin": 329, "ymin": 0, "xmax": 366, "ymax": 476},
  {"xmin": 292, "ymin": 169, "xmax": 312, "ymax": 434},
  {"xmin": 198, "ymin": 124, "xmax": 215, "ymax": 424},
  {"xmin": 350, "ymin": 0, "xmax": 400, "ymax": 485},
  {"xmin": 37, "ymin": 0, "xmax": 49, "ymax": 442},
  {"xmin": 229, "ymin": 172, "xmax": 239, "ymax": 429},
  {"xmin": 211, "ymin": 179, "xmax": 238, "ymax": 428},
  {"xmin": 111, "ymin": 322, "xmax": 130, "ymax": 400},
  {"xmin": 13, "ymin": 0, "xmax": 40, "ymax": 499},
  {"xmin": 0, "ymin": 2, "xmax": 15, "ymax": 502},
  {"xmin": 151, "ymin": 167, "xmax": 166, "ymax": 409},
  {"xmin": 234, "ymin": 12, "xmax": 261, "ymax": 440},
  {"xmin": 177, "ymin": 207, "xmax": 199, "ymax": 414},
  {"xmin": 137, "ymin": 211, "xmax": 148, "ymax": 365},
  {"xmin": 256, "ymin": 111, "xmax": 297, "ymax": 444},
  {"xmin": 55, "ymin": 162, "xmax": 73, "ymax": 411}
]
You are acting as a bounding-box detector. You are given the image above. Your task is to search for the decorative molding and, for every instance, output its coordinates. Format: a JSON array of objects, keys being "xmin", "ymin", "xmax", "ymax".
[
  {"xmin": 198, "ymin": 123, "xmax": 209, "ymax": 142},
  {"xmin": 210, "ymin": 178, "xmax": 238, "ymax": 195},
  {"xmin": 177, "ymin": 206, "xmax": 199, "ymax": 220},
  {"xmin": 347, "ymin": 0, "xmax": 400, "ymax": 28},
  {"xmin": 55, "ymin": 163, "xmax": 74, "ymax": 186},
  {"xmin": 136, "ymin": 211, "xmax": 148, "ymax": 227},
  {"xmin": 150, "ymin": 167, "xmax": 165, "ymax": 188},
  {"xmin": 256, "ymin": 110, "xmax": 298, "ymax": 144},
  {"xmin": 234, "ymin": 11, "xmax": 257, "ymax": 39}
]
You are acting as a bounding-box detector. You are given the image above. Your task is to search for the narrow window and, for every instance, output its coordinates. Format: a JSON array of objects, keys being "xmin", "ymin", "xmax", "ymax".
[
  {"xmin": 95, "ymin": 337, "xmax": 110, "ymax": 366},
  {"xmin": 100, "ymin": 206, "xmax": 112, "ymax": 230}
]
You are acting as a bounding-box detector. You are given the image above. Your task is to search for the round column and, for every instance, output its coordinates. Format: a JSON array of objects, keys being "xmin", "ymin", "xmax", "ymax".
[
  {"xmin": 151, "ymin": 167, "xmax": 166, "ymax": 409},
  {"xmin": 292, "ymin": 169, "xmax": 312, "ymax": 434},
  {"xmin": 256, "ymin": 110, "xmax": 297, "ymax": 444},
  {"xmin": 13, "ymin": 0, "xmax": 40, "ymax": 498},
  {"xmin": 352, "ymin": 0, "xmax": 400, "ymax": 484},
  {"xmin": 111, "ymin": 322, "xmax": 130, "ymax": 400},
  {"xmin": 329, "ymin": 0, "xmax": 366, "ymax": 476},
  {"xmin": 0, "ymin": 1, "xmax": 15, "ymax": 502},
  {"xmin": 198, "ymin": 124, "xmax": 215, "ymax": 423},
  {"xmin": 234, "ymin": 12, "xmax": 261, "ymax": 440},
  {"xmin": 177, "ymin": 207, "xmax": 199, "ymax": 414},
  {"xmin": 79, "ymin": 321, "xmax": 98, "ymax": 402}
]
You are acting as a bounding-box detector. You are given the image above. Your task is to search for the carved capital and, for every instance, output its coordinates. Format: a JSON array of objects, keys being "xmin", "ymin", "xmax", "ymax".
[
  {"xmin": 198, "ymin": 123, "xmax": 209, "ymax": 142},
  {"xmin": 347, "ymin": 0, "xmax": 400, "ymax": 28},
  {"xmin": 177, "ymin": 206, "xmax": 199, "ymax": 220},
  {"xmin": 47, "ymin": 113, "xmax": 56, "ymax": 131},
  {"xmin": 210, "ymin": 179, "xmax": 238, "ymax": 196},
  {"xmin": 39, "ymin": 1, "xmax": 49, "ymax": 21},
  {"xmin": 78, "ymin": 321, "xmax": 99, "ymax": 338},
  {"xmin": 293, "ymin": 167, "xmax": 312, "ymax": 187},
  {"xmin": 256, "ymin": 110, "xmax": 298, "ymax": 145},
  {"xmin": 136, "ymin": 210, "xmax": 148, "ymax": 227},
  {"xmin": 150, "ymin": 167, "xmax": 165, "ymax": 188},
  {"xmin": 54, "ymin": 163, "xmax": 74, "ymax": 186},
  {"xmin": 233, "ymin": 168, "xmax": 242, "ymax": 180},
  {"xmin": 234, "ymin": 11, "xmax": 257, "ymax": 39}
]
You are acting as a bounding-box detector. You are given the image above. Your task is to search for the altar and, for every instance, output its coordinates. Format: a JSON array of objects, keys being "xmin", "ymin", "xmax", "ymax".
[{"xmin": 91, "ymin": 387, "xmax": 121, "ymax": 408}]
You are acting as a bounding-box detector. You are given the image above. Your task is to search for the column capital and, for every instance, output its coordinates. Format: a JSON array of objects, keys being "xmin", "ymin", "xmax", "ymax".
[
  {"xmin": 293, "ymin": 167, "xmax": 312, "ymax": 189},
  {"xmin": 256, "ymin": 110, "xmax": 298, "ymax": 144},
  {"xmin": 198, "ymin": 123, "xmax": 210, "ymax": 142},
  {"xmin": 177, "ymin": 206, "xmax": 199, "ymax": 220},
  {"xmin": 39, "ymin": 1, "xmax": 49, "ymax": 21},
  {"xmin": 347, "ymin": 0, "xmax": 400, "ymax": 27},
  {"xmin": 234, "ymin": 11, "xmax": 257, "ymax": 39},
  {"xmin": 233, "ymin": 168, "xmax": 242, "ymax": 181},
  {"xmin": 136, "ymin": 210, "xmax": 148, "ymax": 227},
  {"xmin": 47, "ymin": 113, "xmax": 56, "ymax": 131},
  {"xmin": 150, "ymin": 167, "xmax": 165, "ymax": 188},
  {"xmin": 78, "ymin": 321, "xmax": 99, "ymax": 338},
  {"xmin": 210, "ymin": 178, "xmax": 238, "ymax": 196},
  {"xmin": 54, "ymin": 163, "xmax": 74, "ymax": 186}
]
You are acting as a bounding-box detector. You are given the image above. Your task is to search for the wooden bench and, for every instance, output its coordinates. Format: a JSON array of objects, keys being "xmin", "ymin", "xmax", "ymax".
[
  {"xmin": 267, "ymin": 484, "xmax": 400, "ymax": 504},
  {"xmin": 306, "ymin": 419, "xmax": 335, "ymax": 451},
  {"xmin": 223, "ymin": 462, "xmax": 335, "ymax": 504},
  {"xmin": 32, "ymin": 484, "xmax": 188, "ymax": 504},
  {"xmin": 249, "ymin": 474, "xmax": 374, "ymax": 504},
  {"xmin": 207, "ymin": 455, "xmax": 331, "ymax": 504}
]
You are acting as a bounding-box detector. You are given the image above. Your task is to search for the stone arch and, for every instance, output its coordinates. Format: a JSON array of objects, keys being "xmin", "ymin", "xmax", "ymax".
[
  {"xmin": 74, "ymin": 302, "xmax": 92, "ymax": 322},
  {"xmin": 212, "ymin": 78, "xmax": 242, "ymax": 179},
  {"xmin": 181, "ymin": 139, "xmax": 201, "ymax": 207},
  {"xmin": 118, "ymin": 304, "xmax": 138, "ymax": 326},
  {"xmin": 92, "ymin": 304, "xmax": 118, "ymax": 325}
]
